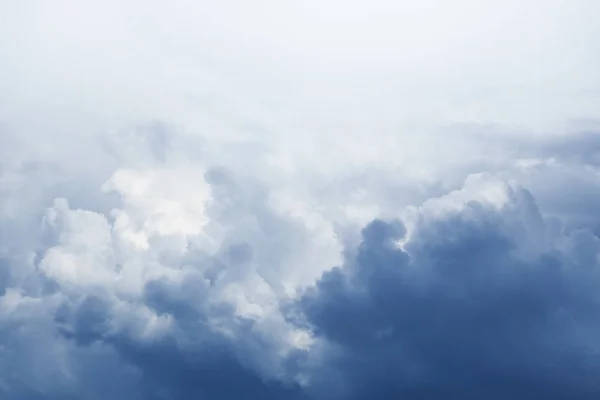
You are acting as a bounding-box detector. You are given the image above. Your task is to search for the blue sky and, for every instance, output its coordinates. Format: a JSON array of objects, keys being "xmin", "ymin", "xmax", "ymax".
[{"xmin": 1, "ymin": 1, "xmax": 600, "ymax": 399}]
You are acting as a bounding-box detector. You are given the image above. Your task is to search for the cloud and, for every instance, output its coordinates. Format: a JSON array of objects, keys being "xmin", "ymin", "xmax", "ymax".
[
  {"xmin": 0, "ymin": 147, "xmax": 340, "ymax": 398},
  {"xmin": 4, "ymin": 158, "xmax": 600, "ymax": 398},
  {"xmin": 294, "ymin": 174, "xmax": 600, "ymax": 399},
  {"xmin": 1, "ymin": 1, "xmax": 600, "ymax": 399}
]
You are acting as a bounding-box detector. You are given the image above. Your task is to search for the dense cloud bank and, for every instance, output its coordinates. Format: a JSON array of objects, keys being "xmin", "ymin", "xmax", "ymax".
[{"xmin": 3, "ymin": 143, "xmax": 600, "ymax": 399}]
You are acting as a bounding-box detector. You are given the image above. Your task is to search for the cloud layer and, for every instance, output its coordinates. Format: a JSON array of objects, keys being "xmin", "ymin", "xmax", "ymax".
[{"xmin": 2, "ymin": 1, "xmax": 600, "ymax": 399}]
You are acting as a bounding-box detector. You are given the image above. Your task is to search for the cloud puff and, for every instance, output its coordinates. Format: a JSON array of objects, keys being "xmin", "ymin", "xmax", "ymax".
[
  {"xmin": 0, "ymin": 150, "xmax": 338, "ymax": 398},
  {"xmin": 295, "ymin": 173, "xmax": 600, "ymax": 399}
]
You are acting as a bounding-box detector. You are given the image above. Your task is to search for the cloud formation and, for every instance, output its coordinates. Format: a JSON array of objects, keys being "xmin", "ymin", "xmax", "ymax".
[
  {"xmin": 1, "ymin": 1, "xmax": 600, "ymax": 399},
  {"xmin": 296, "ymin": 174, "xmax": 600, "ymax": 399},
  {"xmin": 4, "ymin": 152, "xmax": 600, "ymax": 399}
]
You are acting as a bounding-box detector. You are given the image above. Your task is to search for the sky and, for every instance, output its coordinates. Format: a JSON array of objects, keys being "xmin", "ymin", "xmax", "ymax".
[{"xmin": 1, "ymin": 1, "xmax": 600, "ymax": 399}]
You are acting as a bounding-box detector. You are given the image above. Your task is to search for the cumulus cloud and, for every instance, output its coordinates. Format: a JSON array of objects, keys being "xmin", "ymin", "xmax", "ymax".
[
  {"xmin": 1, "ymin": 1, "xmax": 600, "ymax": 399},
  {"xmin": 295, "ymin": 174, "xmax": 600, "ymax": 399}
]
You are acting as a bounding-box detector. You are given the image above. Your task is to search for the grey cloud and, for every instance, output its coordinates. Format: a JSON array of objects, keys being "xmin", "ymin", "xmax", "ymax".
[
  {"xmin": 0, "ymin": 158, "xmax": 318, "ymax": 399},
  {"xmin": 51, "ymin": 287, "xmax": 304, "ymax": 400},
  {"xmin": 3, "ymin": 163, "xmax": 600, "ymax": 399},
  {"xmin": 294, "ymin": 181, "xmax": 600, "ymax": 399},
  {"xmin": 2, "ymin": 2, "xmax": 600, "ymax": 397},
  {"xmin": 538, "ymin": 131, "xmax": 600, "ymax": 167},
  {"xmin": 4, "ymin": 120, "xmax": 600, "ymax": 400}
]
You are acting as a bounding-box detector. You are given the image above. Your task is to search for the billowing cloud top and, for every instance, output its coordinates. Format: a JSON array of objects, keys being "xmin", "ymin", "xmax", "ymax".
[{"xmin": 1, "ymin": 1, "xmax": 600, "ymax": 399}]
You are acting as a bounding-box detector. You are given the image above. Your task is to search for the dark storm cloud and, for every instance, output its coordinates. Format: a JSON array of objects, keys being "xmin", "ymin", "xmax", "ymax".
[{"xmin": 294, "ymin": 187, "xmax": 600, "ymax": 399}]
